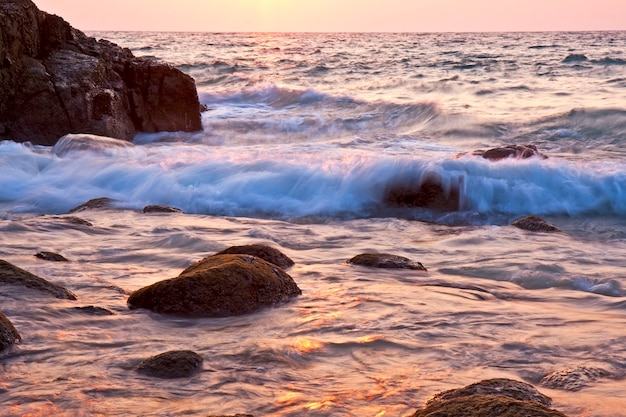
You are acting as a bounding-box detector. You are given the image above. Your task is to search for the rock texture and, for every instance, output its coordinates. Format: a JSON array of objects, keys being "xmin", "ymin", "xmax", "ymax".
[
  {"xmin": 137, "ymin": 350, "xmax": 203, "ymax": 379},
  {"xmin": 0, "ymin": 0, "xmax": 202, "ymax": 145},
  {"xmin": 127, "ymin": 254, "xmax": 302, "ymax": 317},
  {"xmin": 540, "ymin": 366, "xmax": 610, "ymax": 391},
  {"xmin": 0, "ymin": 311, "xmax": 21, "ymax": 350},
  {"xmin": 347, "ymin": 253, "xmax": 427, "ymax": 271},
  {"xmin": 213, "ymin": 244, "xmax": 295, "ymax": 269},
  {"xmin": 142, "ymin": 205, "xmax": 183, "ymax": 214},
  {"xmin": 512, "ymin": 215, "xmax": 561, "ymax": 233},
  {"xmin": 0, "ymin": 259, "xmax": 76, "ymax": 299},
  {"xmin": 456, "ymin": 144, "xmax": 548, "ymax": 161},
  {"xmin": 411, "ymin": 379, "xmax": 569, "ymax": 417}
]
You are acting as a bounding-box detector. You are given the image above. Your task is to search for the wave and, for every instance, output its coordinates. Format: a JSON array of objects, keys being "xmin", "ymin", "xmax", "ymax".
[{"xmin": 2, "ymin": 138, "xmax": 626, "ymax": 222}]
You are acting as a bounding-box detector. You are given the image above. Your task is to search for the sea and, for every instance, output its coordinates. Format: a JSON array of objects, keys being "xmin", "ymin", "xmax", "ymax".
[{"xmin": 1, "ymin": 31, "xmax": 626, "ymax": 416}]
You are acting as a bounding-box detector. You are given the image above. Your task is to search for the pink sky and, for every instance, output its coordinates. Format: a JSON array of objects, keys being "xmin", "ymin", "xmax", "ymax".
[{"xmin": 34, "ymin": 0, "xmax": 626, "ymax": 32}]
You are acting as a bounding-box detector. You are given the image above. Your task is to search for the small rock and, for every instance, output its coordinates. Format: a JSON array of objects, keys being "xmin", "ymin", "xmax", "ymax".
[
  {"xmin": 68, "ymin": 197, "xmax": 116, "ymax": 213},
  {"xmin": 143, "ymin": 205, "xmax": 183, "ymax": 214},
  {"xmin": 348, "ymin": 253, "xmax": 427, "ymax": 271},
  {"xmin": 512, "ymin": 215, "xmax": 561, "ymax": 233},
  {"xmin": 563, "ymin": 54, "xmax": 588, "ymax": 63},
  {"xmin": 57, "ymin": 216, "xmax": 93, "ymax": 227},
  {"xmin": 457, "ymin": 144, "xmax": 548, "ymax": 161},
  {"xmin": 35, "ymin": 251, "xmax": 69, "ymax": 262},
  {"xmin": 0, "ymin": 259, "xmax": 76, "ymax": 300},
  {"xmin": 540, "ymin": 366, "xmax": 610, "ymax": 391},
  {"xmin": 136, "ymin": 350, "xmax": 203, "ymax": 379},
  {"xmin": 213, "ymin": 244, "xmax": 294, "ymax": 269},
  {"xmin": 71, "ymin": 306, "xmax": 115, "ymax": 316},
  {"xmin": 128, "ymin": 254, "xmax": 301, "ymax": 317},
  {"xmin": 0, "ymin": 311, "xmax": 21, "ymax": 351},
  {"xmin": 383, "ymin": 174, "xmax": 460, "ymax": 211}
]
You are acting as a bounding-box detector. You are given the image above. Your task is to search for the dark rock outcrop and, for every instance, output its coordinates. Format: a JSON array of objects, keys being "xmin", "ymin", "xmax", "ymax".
[
  {"xmin": 411, "ymin": 379, "xmax": 569, "ymax": 417},
  {"xmin": 136, "ymin": 350, "xmax": 203, "ymax": 379},
  {"xmin": 68, "ymin": 197, "xmax": 116, "ymax": 213},
  {"xmin": 383, "ymin": 173, "xmax": 461, "ymax": 211},
  {"xmin": 0, "ymin": 259, "xmax": 76, "ymax": 299},
  {"xmin": 512, "ymin": 215, "xmax": 561, "ymax": 233},
  {"xmin": 213, "ymin": 244, "xmax": 295, "ymax": 269},
  {"xmin": 127, "ymin": 254, "xmax": 301, "ymax": 317},
  {"xmin": 456, "ymin": 144, "xmax": 548, "ymax": 161},
  {"xmin": 142, "ymin": 205, "xmax": 183, "ymax": 214},
  {"xmin": 35, "ymin": 251, "xmax": 68, "ymax": 262},
  {"xmin": 0, "ymin": 311, "xmax": 21, "ymax": 350},
  {"xmin": 347, "ymin": 253, "xmax": 427, "ymax": 271},
  {"xmin": 0, "ymin": 0, "xmax": 202, "ymax": 145},
  {"xmin": 540, "ymin": 366, "xmax": 610, "ymax": 391}
]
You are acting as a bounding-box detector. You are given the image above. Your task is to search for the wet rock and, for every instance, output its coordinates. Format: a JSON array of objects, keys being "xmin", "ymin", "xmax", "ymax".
[
  {"xmin": 457, "ymin": 144, "xmax": 548, "ymax": 161},
  {"xmin": 68, "ymin": 197, "xmax": 116, "ymax": 213},
  {"xmin": 0, "ymin": 259, "xmax": 76, "ymax": 300},
  {"xmin": 0, "ymin": 0, "xmax": 202, "ymax": 145},
  {"xmin": 71, "ymin": 306, "xmax": 115, "ymax": 316},
  {"xmin": 52, "ymin": 216, "xmax": 94, "ymax": 227},
  {"xmin": 136, "ymin": 350, "xmax": 203, "ymax": 379},
  {"xmin": 383, "ymin": 173, "xmax": 460, "ymax": 211},
  {"xmin": 213, "ymin": 244, "xmax": 294, "ymax": 269},
  {"xmin": 512, "ymin": 215, "xmax": 561, "ymax": 233},
  {"xmin": 563, "ymin": 54, "xmax": 588, "ymax": 63},
  {"xmin": 35, "ymin": 251, "xmax": 68, "ymax": 262},
  {"xmin": 142, "ymin": 205, "xmax": 183, "ymax": 214},
  {"xmin": 0, "ymin": 311, "xmax": 21, "ymax": 351},
  {"xmin": 411, "ymin": 379, "xmax": 569, "ymax": 417},
  {"xmin": 127, "ymin": 254, "xmax": 302, "ymax": 317},
  {"xmin": 540, "ymin": 366, "xmax": 610, "ymax": 391},
  {"xmin": 347, "ymin": 253, "xmax": 427, "ymax": 271}
]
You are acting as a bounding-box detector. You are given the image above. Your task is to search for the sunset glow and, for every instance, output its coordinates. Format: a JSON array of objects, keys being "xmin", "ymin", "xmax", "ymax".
[{"xmin": 33, "ymin": 0, "xmax": 626, "ymax": 32}]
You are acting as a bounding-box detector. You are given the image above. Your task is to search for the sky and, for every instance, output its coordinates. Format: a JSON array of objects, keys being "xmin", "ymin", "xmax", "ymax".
[{"xmin": 34, "ymin": 0, "xmax": 626, "ymax": 33}]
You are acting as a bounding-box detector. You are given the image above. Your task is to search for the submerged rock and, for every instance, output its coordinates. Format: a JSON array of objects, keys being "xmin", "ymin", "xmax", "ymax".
[
  {"xmin": 512, "ymin": 215, "xmax": 561, "ymax": 233},
  {"xmin": 540, "ymin": 366, "xmax": 610, "ymax": 391},
  {"xmin": 128, "ymin": 254, "xmax": 301, "ymax": 317},
  {"xmin": 213, "ymin": 244, "xmax": 295, "ymax": 269},
  {"xmin": 71, "ymin": 306, "xmax": 115, "ymax": 316},
  {"xmin": 383, "ymin": 173, "xmax": 461, "ymax": 211},
  {"xmin": 456, "ymin": 144, "xmax": 548, "ymax": 161},
  {"xmin": 52, "ymin": 133, "xmax": 134, "ymax": 157},
  {"xmin": 563, "ymin": 54, "xmax": 588, "ymax": 63},
  {"xmin": 347, "ymin": 253, "xmax": 427, "ymax": 271},
  {"xmin": 0, "ymin": 311, "xmax": 21, "ymax": 351},
  {"xmin": 142, "ymin": 205, "xmax": 183, "ymax": 214},
  {"xmin": 0, "ymin": 259, "xmax": 76, "ymax": 300},
  {"xmin": 0, "ymin": 0, "xmax": 202, "ymax": 145},
  {"xmin": 136, "ymin": 350, "xmax": 203, "ymax": 379},
  {"xmin": 411, "ymin": 379, "xmax": 569, "ymax": 417},
  {"xmin": 34, "ymin": 251, "xmax": 68, "ymax": 262}
]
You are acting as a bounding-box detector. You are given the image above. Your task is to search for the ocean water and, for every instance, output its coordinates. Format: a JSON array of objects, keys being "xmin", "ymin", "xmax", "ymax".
[{"xmin": 1, "ymin": 31, "xmax": 626, "ymax": 416}]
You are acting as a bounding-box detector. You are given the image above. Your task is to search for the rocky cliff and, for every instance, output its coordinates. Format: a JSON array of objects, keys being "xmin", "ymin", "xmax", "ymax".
[{"xmin": 0, "ymin": 0, "xmax": 203, "ymax": 145}]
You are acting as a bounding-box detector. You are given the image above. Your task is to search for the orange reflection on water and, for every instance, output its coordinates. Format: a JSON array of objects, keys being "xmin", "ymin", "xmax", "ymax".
[
  {"xmin": 304, "ymin": 395, "xmax": 335, "ymax": 410},
  {"xmin": 291, "ymin": 337, "xmax": 324, "ymax": 354},
  {"xmin": 276, "ymin": 390, "xmax": 301, "ymax": 406}
]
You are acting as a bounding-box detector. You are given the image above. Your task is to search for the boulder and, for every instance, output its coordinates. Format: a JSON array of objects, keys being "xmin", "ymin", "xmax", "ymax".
[
  {"xmin": 383, "ymin": 173, "xmax": 460, "ymax": 211},
  {"xmin": 136, "ymin": 350, "xmax": 203, "ymax": 379},
  {"xmin": 34, "ymin": 251, "xmax": 68, "ymax": 262},
  {"xmin": 0, "ymin": 311, "xmax": 21, "ymax": 351},
  {"xmin": 411, "ymin": 379, "xmax": 569, "ymax": 417},
  {"xmin": 456, "ymin": 144, "xmax": 548, "ymax": 161},
  {"xmin": 540, "ymin": 366, "xmax": 610, "ymax": 391},
  {"xmin": 0, "ymin": 0, "xmax": 202, "ymax": 145},
  {"xmin": 347, "ymin": 253, "xmax": 427, "ymax": 271},
  {"xmin": 0, "ymin": 259, "xmax": 76, "ymax": 299},
  {"xmin": 512, "ymin": 215, "xmax": 561, "ymax": 233},
  {"xmin": 142, "ymin": 205, "xmax": 183, "ymax": 214},
  {"xmin": 68, "ymin": 197, "xmax": 116, "ymax": 213},
  {"xmin": 127, "ymin": 254, "xmax": 301, "ymax": 317},
  {"xmin": 213, "ymin": 244, "xmax": 294, "ymax": 269}
]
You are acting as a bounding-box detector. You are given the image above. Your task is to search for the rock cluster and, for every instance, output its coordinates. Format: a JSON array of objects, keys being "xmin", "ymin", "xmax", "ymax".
[{"xmin": 0, "ymin": 0, "xmax": 203, "ymax": 145}]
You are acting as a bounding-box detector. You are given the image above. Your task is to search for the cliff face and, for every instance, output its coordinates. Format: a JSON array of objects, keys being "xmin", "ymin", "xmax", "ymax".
[{"xmin": 0, "ymin": 0, "xmax": 203, "ymax": 145}]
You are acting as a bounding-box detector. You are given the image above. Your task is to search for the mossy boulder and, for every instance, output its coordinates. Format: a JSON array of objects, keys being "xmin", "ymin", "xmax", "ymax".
[
  {"xmin": 0, "ymin": 311, "xmax": 21, "ymax": 351},
  {"xmin": 213, "ymin": 244, "xmax": 294, "ymax": 269},
  {"xmin": 411, "ymin": 379, "xmax": 569, "ymax": 417},
  {"xmin": 136, "ymin": 350, "xmax": 203, "ymax": 379},
  {"xmin": 347, "ymin": 253, "xmax": 427, "ymax": 271},
  {"xmin": 0, "ymin": 259, "xmax": 76, "ymax": 300},
  {"xmin": 127, "ymin": 254, "xmax": 301, "ymax": 317}
]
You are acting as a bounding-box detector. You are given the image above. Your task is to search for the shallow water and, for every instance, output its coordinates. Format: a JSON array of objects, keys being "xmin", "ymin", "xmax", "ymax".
[{"xmin": 1, "ymin": 31, "xmax": 626, "ymax": 416}]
